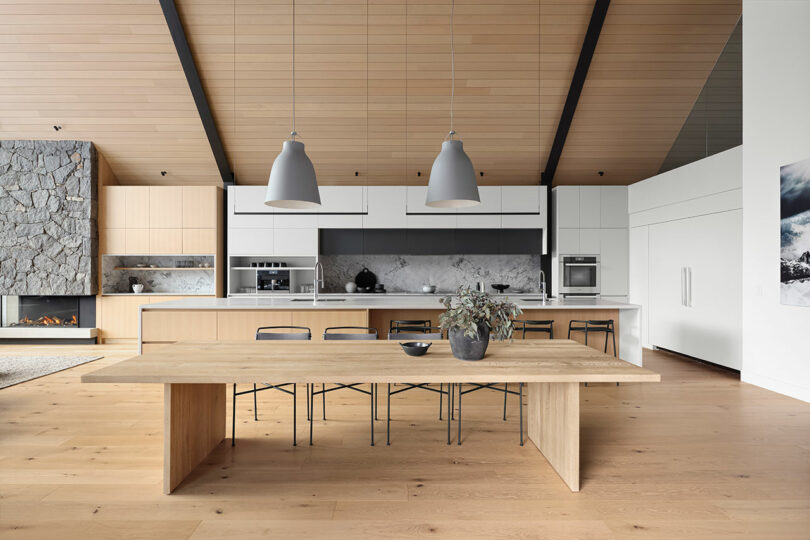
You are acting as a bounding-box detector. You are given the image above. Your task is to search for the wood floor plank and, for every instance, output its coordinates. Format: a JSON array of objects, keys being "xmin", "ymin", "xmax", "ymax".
[{"xmin": 1, "ymin": 344, "xmax": 808, "ymax": 539}]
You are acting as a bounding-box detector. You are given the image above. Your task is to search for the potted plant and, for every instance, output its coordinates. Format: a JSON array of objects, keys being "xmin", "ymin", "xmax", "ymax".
[{"xmin": 438, "ymin": 287, "xmax": 522, "ymax": 361}]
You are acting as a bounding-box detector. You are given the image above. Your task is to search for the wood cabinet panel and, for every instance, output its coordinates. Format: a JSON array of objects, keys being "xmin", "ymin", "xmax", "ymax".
[
  {"xmin": 141, "ymin": 311, "xmax": 218, "ymax": 342},
  {"xmin": 125, "ymin": 228, "xmax": 149, "ymax": 254},
  {"xmin": 183, "ymin": 228, "xmax": 216, "ymax": 254},
  {"xmin": 101, "ymin": 229, "xmax": 125, "ymax": 254},
  {"xmin": 291, "ymin": 310, "xmax": 369, "ymax": 340},
  {"xmin": 100, "ymin": 296, "xmax": 149, "ymax": 340},
  {"xmin": 149, "ymin": 186, "xmax": 183, "ymax": 228},
  {"xmin": 216, "ymin": 311, "xmax": 293, "ymax": 340},
  {"xmin": 183, "ymin": 186, "xmax": 219, "ymax": 228},
  {"xmin": 124, "ymin": 186, "xmax": 149, "ymax": 228},
  {"xmin": 518, "ymin": 309, "xmax": 620, "ymax": 357},
  {"xmin": 101, "ymin": 186, "xmax": 126, "ymax": 229},
  {"xmin": 149, "ymin": 229, "xmax": 183, "ymax": 254}
]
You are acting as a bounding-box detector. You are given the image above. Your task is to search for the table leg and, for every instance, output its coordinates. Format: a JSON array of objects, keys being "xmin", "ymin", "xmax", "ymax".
[
  {"xmin": 163, "ymin": 383, "xmax": 226, "ymax": 494},
  {"xmin": 527, "ymin": 382, "xmax": 580, "ymax": 492}
]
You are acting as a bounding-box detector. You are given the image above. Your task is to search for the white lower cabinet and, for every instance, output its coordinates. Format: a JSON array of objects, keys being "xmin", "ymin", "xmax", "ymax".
[
  {"xmin": 629, "ymin": 226, "xmax": 650, "ymax": 347},
  {"xmin": 649, "ymin": 210, "xmax": 741, "ymax": 370}
]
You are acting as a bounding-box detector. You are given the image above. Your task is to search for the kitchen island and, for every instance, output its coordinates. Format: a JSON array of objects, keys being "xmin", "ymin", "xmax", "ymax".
[{"xmin": 138, "ymin": 295, "xmax": 643, "ymax": 366}]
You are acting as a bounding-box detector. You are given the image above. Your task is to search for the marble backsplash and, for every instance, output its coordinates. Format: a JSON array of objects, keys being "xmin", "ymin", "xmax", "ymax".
[
  {"xmin": 101, "ymin": 255, "xmax": 215, "ymax": 294},
  {"xmin": 320, "ymin": 254, "xmax": 543, "ymax": 294}
]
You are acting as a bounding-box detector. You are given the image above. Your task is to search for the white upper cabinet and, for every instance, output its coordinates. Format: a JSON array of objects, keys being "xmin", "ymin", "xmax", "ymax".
[
  {"xmin": 600, "ymin": 228, "xmax": 629, "ymax": 295},
  {"xmin": 557, "ymin": 228, "xmax": 580, "ymax": 254},
  {"xmin": 364, "ymin": 186, "xmax": 406, "ymax": 228},
  {"xmin": 501, "ymin": 186, "xmax": 540, "ymax": 214},
  {"xmin": 318, "ymin": 186, "xmax": 365, "ymax": 213},
  {"xmin": 554, "ymin": 186, "xmax": 580, "ymax": 228},
  {"xmin": 579, "ymin": 228, "xmax": 601, "ymax": 255},
  {"xmin": 233, "ymin": 186, "xmax": 271, "ymax": 214},
  {"xmin": 578, "ymin": 187, "xmax": 601, "ymax": 228},
  {"xmin": 600, "ymin": 186, "xmax": 628, "ymax": 228}
]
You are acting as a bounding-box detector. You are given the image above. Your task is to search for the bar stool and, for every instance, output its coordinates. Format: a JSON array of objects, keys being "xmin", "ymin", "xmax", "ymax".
[
  {"xmin": 390, "ymin": 319, "xmax": 432, "ymax": 334},
  {"xmin": 518, "ymin": 319, "xmax": 554, "ymax": 339},
  {"xmin": 385, "ymin": 327, "xmax": 452, "ymax": 445},
  {"xmin": 312, "ymin": 326, "xmax": 378, "ymax": 446},
  {"xmin": 568, "ymin": 319, "xmax": 617, "ymax": 387},
  {"xmin": 567, "ymin": 320, "xmax": 616, "ymax": 356},
  {"xmin": 232, "ymin": 326, "xmax": 311, "ymax": 446}
]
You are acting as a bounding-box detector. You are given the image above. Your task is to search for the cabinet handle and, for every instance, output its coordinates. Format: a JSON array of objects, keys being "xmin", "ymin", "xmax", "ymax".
[
  {"xmin": 680, "ymin": 267, "xmax": 685, "ymax": 306},
  {"xmin": 687, "ymin": 267, "xmax": 693, "ymax": 307}
]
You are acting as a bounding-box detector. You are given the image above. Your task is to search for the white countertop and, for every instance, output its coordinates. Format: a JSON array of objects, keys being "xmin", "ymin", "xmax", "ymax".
[{"xmin": 142, "ymin": 294, "xmax": 639, "ymax": 311}]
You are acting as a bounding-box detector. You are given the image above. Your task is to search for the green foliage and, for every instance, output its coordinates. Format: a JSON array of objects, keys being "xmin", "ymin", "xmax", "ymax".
[{"xmin": 438, "ymin": 286, "xmax": 522, "ymax": 341}]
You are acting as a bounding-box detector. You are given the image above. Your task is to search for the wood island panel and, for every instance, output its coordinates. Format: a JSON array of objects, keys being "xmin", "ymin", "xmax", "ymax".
[
  {"xmin": 216, "ymin": 311, "xmax": 293, "ymax": 340},
  {"xmin": 141, "ymin": 310, "xmax": 217, "ymax": 343},
  {"xmin": 291, "ymin": 310, "xmax": 370, "ymax": 340}
]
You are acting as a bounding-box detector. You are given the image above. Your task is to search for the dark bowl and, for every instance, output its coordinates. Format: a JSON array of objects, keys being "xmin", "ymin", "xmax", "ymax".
[
  {"xmin": 399, "ymin": 341, "xmax": 431, "ymax": 356},
  {"xmin": 491, "ymin": 283, "xmax": 510, "ymax": 293}
]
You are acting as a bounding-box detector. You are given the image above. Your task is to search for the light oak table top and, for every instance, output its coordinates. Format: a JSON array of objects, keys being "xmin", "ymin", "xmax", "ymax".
[{"xmin": 82, "ymin": 340, "xmax": 660, "ymax": 385}]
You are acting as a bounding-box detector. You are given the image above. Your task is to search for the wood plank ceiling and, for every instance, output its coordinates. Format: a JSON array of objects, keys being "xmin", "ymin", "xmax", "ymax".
[
  {"xmin": 0, "ymin": 0, "xmax": 220, "ymax": 185},
  {"xmin": 176, "ymin": 0, "xmax": 593, "ymax": 186},
  {"xmin": 0, "ymin": 0, "xmax": 740, "ymax": 187},
  {"xmin": 552, "ymin": 0, "xmax": 741, "ymax": 185}
]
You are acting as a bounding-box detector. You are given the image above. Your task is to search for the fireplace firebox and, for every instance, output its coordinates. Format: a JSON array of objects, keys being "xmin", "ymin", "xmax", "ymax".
[{"xmin": 1, "ymin": 296, "xmax": 96, "ymax": 336}]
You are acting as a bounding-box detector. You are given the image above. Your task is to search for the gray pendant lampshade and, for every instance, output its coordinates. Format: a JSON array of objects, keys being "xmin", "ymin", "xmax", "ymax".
[
  {"xmin": 265, "ymin": 139, "xmax": 321, "ymax": 209},
  {"xmin": 425, "ymin": 139, "xmax": 480, "ymax": 208}
]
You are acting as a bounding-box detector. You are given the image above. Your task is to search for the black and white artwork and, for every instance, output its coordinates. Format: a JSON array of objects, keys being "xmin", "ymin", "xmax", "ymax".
[{"xmin": 780, "ymin": 157, "xmax": 810, "ymax": 306}]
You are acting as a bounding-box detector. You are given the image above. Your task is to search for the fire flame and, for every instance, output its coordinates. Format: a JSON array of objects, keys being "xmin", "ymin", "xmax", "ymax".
[{"xmin": 16, "ymin": 314, "xmax": 78, "ymax": 327}]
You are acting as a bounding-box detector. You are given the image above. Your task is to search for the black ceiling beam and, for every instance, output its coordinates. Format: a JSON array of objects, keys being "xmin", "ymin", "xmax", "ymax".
[
  {"xmin": 542, "ymin": 0, "xmax": 610, "ymax": 186},
  {"xmin": 159, "ymin": 0, "xmax": 234, "ymax": 185}
]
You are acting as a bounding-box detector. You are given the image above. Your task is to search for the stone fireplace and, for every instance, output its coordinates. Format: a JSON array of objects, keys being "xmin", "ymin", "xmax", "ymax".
[{"xmin": 0, "ymin": 140, "xmax": 99, "ymax": 341}]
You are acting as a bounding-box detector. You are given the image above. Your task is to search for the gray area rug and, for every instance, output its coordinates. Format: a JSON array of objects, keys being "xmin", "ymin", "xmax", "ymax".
[{"xmin": 0, "ymin": 356, "xmax": 103, "ymax": 389}]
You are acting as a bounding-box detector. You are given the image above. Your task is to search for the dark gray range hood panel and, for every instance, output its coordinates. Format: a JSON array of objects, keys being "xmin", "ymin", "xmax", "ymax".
[{"xmin": 319, "ymin": 229, "xmax": 542, "ymax": 255}]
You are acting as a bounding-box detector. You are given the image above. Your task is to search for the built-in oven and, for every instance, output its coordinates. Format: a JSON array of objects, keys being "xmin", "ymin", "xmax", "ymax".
[
  {"xmin": 256, "ymin": 269, "xmax": 290, "ymax": 292},
  {"xmin": 559, "ymin": 255, "xmax": 600, "ymax": 297}
]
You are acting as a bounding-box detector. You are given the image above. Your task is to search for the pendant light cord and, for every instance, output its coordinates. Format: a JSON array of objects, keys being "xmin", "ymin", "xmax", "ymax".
[
  {"xmin": 291, "ymin": 0, "xmax": 297, "ymax": 140},
  {"xmin": 449, "ymin": 0, "xmax": 455, "ymax": 138}
]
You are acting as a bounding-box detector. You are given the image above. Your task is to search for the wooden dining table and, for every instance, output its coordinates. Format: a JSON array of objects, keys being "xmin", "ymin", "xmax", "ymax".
[{"xmin": 82, "ymin": 339, "xmax": 660, "ymax": 494}]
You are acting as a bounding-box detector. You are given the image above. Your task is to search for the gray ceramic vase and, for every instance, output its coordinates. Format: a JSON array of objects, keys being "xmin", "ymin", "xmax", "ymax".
[{"xmin": 448, "ymin": 323, "xmax": 490, "ymax": 361}]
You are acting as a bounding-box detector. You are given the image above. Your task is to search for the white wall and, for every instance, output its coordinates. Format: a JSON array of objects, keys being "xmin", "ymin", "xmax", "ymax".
[{"xmin": 741, "ymin": 0, "xmax": 810, "ymax": 402}]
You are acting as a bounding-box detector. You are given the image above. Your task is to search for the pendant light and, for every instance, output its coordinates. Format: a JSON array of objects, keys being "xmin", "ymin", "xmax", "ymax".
[
  {"xmin": 265, "ymin": 0, "xmax": 321, "ymax": 209},
  {"xmin": 425, "ymin": 0, "xmax": 479, "ymax": 208}
]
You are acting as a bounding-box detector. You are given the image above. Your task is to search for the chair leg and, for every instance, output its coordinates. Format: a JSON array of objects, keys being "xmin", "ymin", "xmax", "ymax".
[
  {"xmin": 370, "ymin": 386, "xmax": 375, "ymax": 447},
  {"xmin": 503, "ymin": 383, "xmax": 509, "ymax": 421},
  {"xmin": 612, "ymin": 326, "xmax": 617, "ymax": 357},
  {"xmin": 306, "ymin": 383, "xmax": 311, "ymax": 421},
  {"xmin": 446, "ymin": 384, "xmax": 451, "ymax": 445},
  {"xmin": 322, "ymin": 383, "xmax": 326, "ymax": 420},
  {"xmin": 232, "ymin": 383, "xmax": 237, "ymax": 446},
  {"xmin": 457, "ymin": 383, "xmax": 462, "ymax": 446},
  {"xmin": 585, "ymin": 327, "xmax": 589, "ymax": 346},
  {"xmin": 253, "ymin": 383, "xmax": 258, "ymax": 421},
  {"xmin": 374, "ymin": 384, "xmax": 378, "ymax": 421},
  {"xmin": 519, "ymin": 383, "xmax": 524, "ymax": 446},
  {"xmin": 387, "ymin": 383, "xmax": 391, "ymax": 446},
  {"xmin": 309, "ymin": 384, "xmax": 314, "ymax": 446},
  {"xmin": 439, "ymin": 383, "xmax": 443, "ymax": 420},
  {"xmin": 604, "ymin": 332, "xmax": 609, "ymax": 353},
  {"xmin": 549, "ymin": 326, "xmax": 554, "ymax": 339},
  {"xmin": 450, "ymin": 383, "xmax": 455, "ymax": 420},
  {"xmin": 293, "ymin": 384, "xmax": 297, "ymax": 446}
]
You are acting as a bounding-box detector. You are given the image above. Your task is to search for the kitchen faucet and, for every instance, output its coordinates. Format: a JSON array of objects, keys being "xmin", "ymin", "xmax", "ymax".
[
  {"xmin": 313, "ymin": 261, "xmax": 324, "ymax": 305},
  {"xmin": 539, "ymin": 269, "xmax": 547, "ymax": 303}
]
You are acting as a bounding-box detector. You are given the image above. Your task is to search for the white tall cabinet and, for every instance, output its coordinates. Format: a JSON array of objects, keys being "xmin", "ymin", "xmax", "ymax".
[
  {"xmin": 552, "ymin": 186, "xmax": 629, "ymax": 299},
  {"xmin": 628, "ymin": 146, "xmax": 743, "ymax": 370}
]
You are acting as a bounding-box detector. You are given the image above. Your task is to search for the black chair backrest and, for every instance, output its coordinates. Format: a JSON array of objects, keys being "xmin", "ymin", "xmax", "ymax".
[
  {"xmin": 389, "ymin": 319, "xmax": 431, "ymax": 333},
  {"xmin": 387, "ymin": 327, "xmax": 443, "ymax": 341},
  {"xmin": 256, "ymin": 326, "xmax": 312, "ymax": 341},
  {"xmin": 323, "ymin": 326, "xmax": 378, "ymax": 341},
  {"xmin": 522, "ymin": 320, "xmax": 554, "ymax": 326}
]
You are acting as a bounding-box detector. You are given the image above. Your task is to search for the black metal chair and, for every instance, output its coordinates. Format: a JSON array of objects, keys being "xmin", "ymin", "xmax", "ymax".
[
  {"xmin": 385, "ymin": 327, "xmax": 453, "ymax": 445},
  {"xmin": 518, "ymin": 319, "xmax": 554, "ymax": 339},
  {"xmin": 569, "ymin": 319, "xmax": 617, "ymax": 386},
  {"xmin": 232, "ymin": 326, "xmax": 311, "ymax": 447},
  {"xmin": 568, "ymin": 319, "xmax": 616, "ymax": 356},
  {"xmin": 311, "ymin": 326, "xmax": 379, "ymax": 446}
]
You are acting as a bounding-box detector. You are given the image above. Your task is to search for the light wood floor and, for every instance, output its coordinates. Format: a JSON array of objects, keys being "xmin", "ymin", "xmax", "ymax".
[{"xmin": 1, "ymin": 345, "xmax": 808, "ymax": 539}]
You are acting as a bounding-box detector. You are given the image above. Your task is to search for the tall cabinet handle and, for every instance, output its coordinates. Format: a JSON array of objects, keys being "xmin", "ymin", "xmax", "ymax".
[
  {"xmin": 680, "ymin": 267, "xmax": 686, "ymax": 306},
  {"xmin": 687, "ymin": 267, "xmax": 693, "ymax": 307}
]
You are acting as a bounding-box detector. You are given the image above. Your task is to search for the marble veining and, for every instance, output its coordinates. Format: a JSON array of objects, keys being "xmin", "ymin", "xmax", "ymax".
[
  {"xmin": 319, "ymin": 254, "xmax": 542, "ymax": 294},
  {"xmin": 101, "ymin": 255, "xmax": 215, "ymax": 294}
]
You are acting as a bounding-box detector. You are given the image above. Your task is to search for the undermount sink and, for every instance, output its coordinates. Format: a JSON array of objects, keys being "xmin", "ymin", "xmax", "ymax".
[
  {"xmin": 521, "ymin": 297, "xmax": 556, "ymax": 301},
  {"xmin": 289, "ymin": 298, "xmax": 346, "ymax": 302}
]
